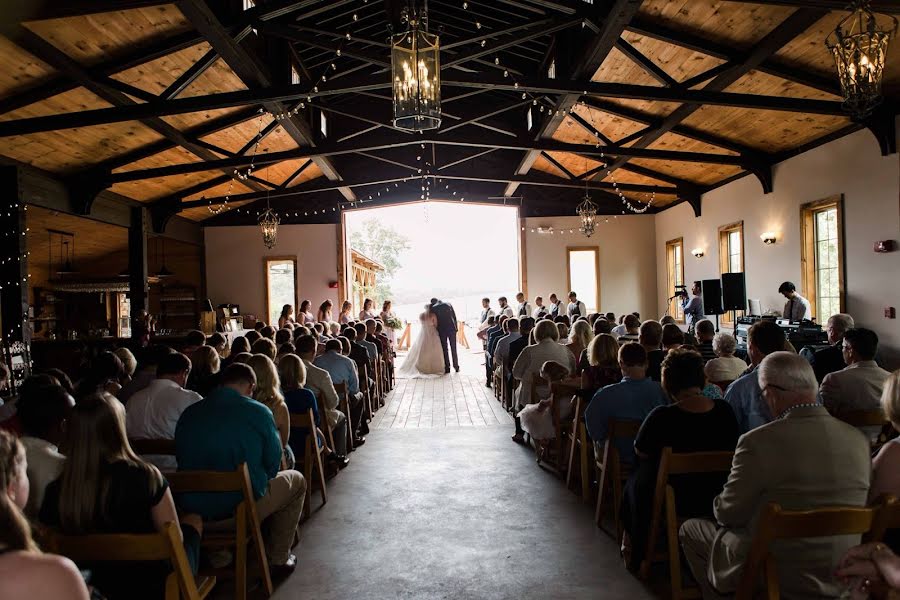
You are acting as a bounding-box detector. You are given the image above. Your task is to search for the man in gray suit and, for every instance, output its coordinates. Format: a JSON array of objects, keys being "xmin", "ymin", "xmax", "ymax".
[
  {"xmin": 819, "ymin": 327, "xmax": 890, "ymax": 415},
  {"xmin": 680, "ymin": 352, "xmax": 871, "ymax": 599}
]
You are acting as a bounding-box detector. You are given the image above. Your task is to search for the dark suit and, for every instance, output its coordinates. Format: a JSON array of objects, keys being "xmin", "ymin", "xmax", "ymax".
[
  {"xmin": 431, "ymin": 301, "xmax": 459, "ymax": 371},
  {"xmin": 811, "ymin": 343, "xmax": 846, "ymax": 382},
  {"xmin": 646, "ymin": 349, "xmax": 665, "ymax": 382}
]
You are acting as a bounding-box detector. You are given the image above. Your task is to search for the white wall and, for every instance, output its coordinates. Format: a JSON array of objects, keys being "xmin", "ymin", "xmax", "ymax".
[
  {"xmin": 655, "ymin": 126, "xmax": 900, "ymax": 369},
  {"xmin": 204, "ymin": 224, "xmax": 340, "ymax": 321},
  {"xmin": 524, "ymin": 215, "xmax": 657, "ymax": 321}
]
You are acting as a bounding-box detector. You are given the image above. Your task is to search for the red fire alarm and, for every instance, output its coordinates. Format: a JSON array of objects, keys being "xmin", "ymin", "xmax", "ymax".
[
  {"xmin": 328, "ymin": 281, "xmax": 339, "ymax": 289},
  {"xmin": 874, "ymin": 240, "xmax": 896, "ymax": 253}
]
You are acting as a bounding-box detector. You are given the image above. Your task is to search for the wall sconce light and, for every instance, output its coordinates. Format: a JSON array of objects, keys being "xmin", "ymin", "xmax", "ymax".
[
  {"xmin": 761, "ymin": 232, "xmax": 777, "ymax": 245},
  {"xmin": 691, "ymin": 248, "xmax": 705, "ymax": 258}
]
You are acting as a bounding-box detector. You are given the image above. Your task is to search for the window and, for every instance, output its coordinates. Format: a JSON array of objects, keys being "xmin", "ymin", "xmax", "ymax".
[
  {"xmin": 566, "ymin": 247, "xmax": 599, "ymax": 313},
  {"xmin": 243, "ymin": 0, "xmax": 255, "ymax": 10},
  {"xmin": 665, "ymin": 238, "xmax": 684, "ymax": 322},
  {"xmin": 320, "ymin": 110, "xmax": 328, "ymax": 138},
  {"xmin": 265, "ymin": 257, "xmax": 297, "ymax": 326},
  {"xmin": 717, "ymin": 222, "xmax": 744, "ymax": 322},
  {"xmin": 291, "ymin": 66, "xmax": 301, "ymax": 85},
  {"xmin": 547, "ymin": 59, "xmax": 556, "ymax": 80},
  {"xmin": 801, "ymin": 195, "xmax": 845, "ymax": 321}
]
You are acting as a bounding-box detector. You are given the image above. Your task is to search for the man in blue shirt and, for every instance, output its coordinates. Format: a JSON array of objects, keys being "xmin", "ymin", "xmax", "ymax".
[
  {"xmin": 724, "ymin": 319, "xmax": 786, "ymax": 434},
  {"xmin": 584, "ymin": 343, "xmax": 668, "ymax": 465},
  {"xmin": 175, "ymin": 363, "xmax": 306, "ymax": 574}
]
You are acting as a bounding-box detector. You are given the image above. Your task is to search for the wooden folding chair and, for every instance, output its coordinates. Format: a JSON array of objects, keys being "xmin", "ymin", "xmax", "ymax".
[
  {"xmin": 735, "ymin": 499, "xmax": 892, "ymax": 600},
  {"xmin": 289, "ymin": 409, "xmax": 327, "ymax": 519},
  {"xmin": 835, "ymin": 408, "xmax": 890, "ymax": 450},
  {"xmin": 546, "ymin": 380, "xmax": 580, "ymax": 473},
  {"xmin": 166, "ymin": 464, "xmax": 272, "ymax": 600},
  {"xmin": 130, "ymin": 438, "xmax": 177, "ymax": 457},
  {"xmin": 566, "ymin": 395, "xmax": 593, "ymax": 502},
  {"xmin": 639, "ymin": 448, "xmax": 736, "ymax": 597},
  {"xmin": 333, "ymin": 382, "xmax": 353, "ymax": 452},
  {"xmin": 314, "ymin": 392, "xmax": 337, "ymax": 456},
  {"xmin": 48, "ymin": 521, "xmax": 216, "ymax": 600},
  {"xmin": 595, "ymin": 419, "xmax": 641, "ymax": 540}
]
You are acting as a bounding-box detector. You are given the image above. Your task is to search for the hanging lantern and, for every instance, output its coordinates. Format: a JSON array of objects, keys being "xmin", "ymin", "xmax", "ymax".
[
  {"xmin": 258, "ymin": 207, "xmax": 280, "ymax": 249},
  {"xmin": 391, "ymin": 7, "xmax": 441, "ymax": 131},
  {"xmin": 825, "ymin": 1, "xmax": 897, "ymax": 119},
  {"xmin": 576, "ymin": 191, "xmax": 598, "ymax": 238}
]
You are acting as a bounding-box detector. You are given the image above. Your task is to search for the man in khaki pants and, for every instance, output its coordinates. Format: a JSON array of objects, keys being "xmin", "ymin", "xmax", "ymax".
[{"xmin": 176, "ymin": 363, "xmax": 306, "ymax": 576}]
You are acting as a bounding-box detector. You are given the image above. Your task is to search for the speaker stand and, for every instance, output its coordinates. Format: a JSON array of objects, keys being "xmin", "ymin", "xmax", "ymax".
[{"xmin": 714, "ymin": 314, "xmax": 720, "ymax": 333}]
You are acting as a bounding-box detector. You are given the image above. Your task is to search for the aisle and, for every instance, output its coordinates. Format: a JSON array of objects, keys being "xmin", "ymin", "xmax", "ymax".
[{"xmin": 278, "ymin": 353, "xmax": 657, "ymax": 599}]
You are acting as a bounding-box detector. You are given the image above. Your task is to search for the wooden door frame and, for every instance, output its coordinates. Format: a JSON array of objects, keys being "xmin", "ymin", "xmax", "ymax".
[
  {"xmin": 264, "ymin": 256, "xmax": 298, "ymax": 326},
  {"xmin": 566, "ymin": 246, "xmax": 600, "ymax": 312}
]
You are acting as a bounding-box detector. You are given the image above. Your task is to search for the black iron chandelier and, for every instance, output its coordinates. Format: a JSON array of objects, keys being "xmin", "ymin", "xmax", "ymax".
[{"xmin": 391, "ymin": 4, "xmax": 441, "ymax": 131}]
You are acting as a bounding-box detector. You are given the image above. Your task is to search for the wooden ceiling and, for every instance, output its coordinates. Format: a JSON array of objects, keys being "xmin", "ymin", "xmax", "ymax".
[{"xmin": 0, "ymin": 0, "xmax": 897, "ymax": 225}]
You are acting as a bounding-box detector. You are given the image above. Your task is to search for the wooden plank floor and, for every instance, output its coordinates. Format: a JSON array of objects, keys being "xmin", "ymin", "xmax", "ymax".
[{"xmin": 372, "ymin": 349, "xmax": 513, "ymax": 429}]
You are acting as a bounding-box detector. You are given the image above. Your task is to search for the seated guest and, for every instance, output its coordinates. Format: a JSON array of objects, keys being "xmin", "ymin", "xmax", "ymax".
[
  {"xmin": 556, "ymin": 322, "xmax": 569, "ymax": 341},
  {"xmin": 244, "ymin": 329, "xmax": 262, "ymax": 345},
  {"xmin": 175, "ymin": 364, "xmax": 305, "ymax": 575},
  {"xmin": 507, "ymin": 318, "xmax": 535, "ymax": 382},
  {"xmin": 704, "ymin": 332, "xmax": 748, "ymax": 386},
  {"xmin": 328, "ymin": 322, "xmax": 342, "ymax": 338},
  {"xmin": 42, "ymin": 368, "xmax": 74, "ymax": 398},
  {"xmin": 113, "ymin": 347, "xmax": 137, "ymax": 385},
  {"xmin": 584, "ymin": 343, "xmax": 666, "ymax": 464},
  {"xmin": 315, "ymin": 338, "xmax": 366, "ymax": 441},
  {"xmin": 276, "ymin": 342, "xmax": 296, "ymax": 363},
  {"xmin": 622, "ymin": 349, "xmax": 739, "ymax": 571},
  {"xmin": 354, "ymin": 323, "xmax": 378, "ymax": 361},
  {"xmin": 254, "ymin": 321, "xmax": 267, "ymax": 332},
  {"xmin": 511, "ymin": 320, "xmax": 576, "ymax": 444},
  {"xmin": 639, "ymin": 320, "xmax": 666, "ymax": 382},
  {"xmin": 277, "ymin": 355, "xmax": 323, "ymax": 465},
  {"xmin": 246, "ymin": 355, "xmax": 291, "ymax": 462},
  {"xmin": 869, "ymin": 370, "xmax": 900, "ymax": 546},
  {"xmin": 659, "ymin": 315, "xmax": 676, "ymax": 326},
  {"xmin": 517, "ymin": 361, "xmax": 573, "ymax": 447},
  {"xmin": 661, "ymin": 323, "xmax": 684, "ymax": 351},
  {"xmin": 566, "ymin": 320, "xmax": 593, "ymax": 371},
  {"xmin": 182, "ymin": 330, "xmax": 207, "ymax": 356},
  {"xmin": 611, "ymin": 317, "xmax": 627, "ymax": 338},
  {"xmin": 593, "ymin": 318, "xmax": 613, "ymax": 336},
  {"xmin": 75, "ymin": 351, "xmax": 126, "ymax": 399},
  {"xmin": 724, "ymin": 319, "xmax": 785, "ymax": 434},
  {"xmin": 580, "ymin": 333, "xmax": 622, "ymax": 399},
  {"xmin": 616, "ymin": 314, "xmax": 641, "ymax": 342},
  {"xmin": 251, "ymin": 337, "xmax": 277, "ymax": 360},
  {"xmin": 42, "ymin": 393, "xmax": 202, "ymax": 600},
  {"xmin": 260, "ymin": 325, "xmax": 276, "ymax": 340},
  {"xmin": 118, "ymin": 345, "xmax": 174, "ymax": 405},
  {"xmin": 296, "ymin": 335, "xmax": 352, "ymax": 462},
  {"xmin": 275, "ymin": 328, "xmax": 292, "ymax": 348},
  {"xmin": 802, "ymin": 313, "xmax": 854, "ymax": 381},
  {"xmin": 187, "ymin": 345, "xmax": 220, "ymax": 397},
  {"xmin": 680, "ymin": 352, "xmax": 870, "ymax": 599},
  {"xmin": 836, "ymin": 541, "xmax": 900, "ymax": 598},
  {"xmin": 16, "ymin": 383, "xmax": 73, "ymax": 517},
  {"xmin": 230, "ymin": 352, "xmax": 252, "ymax": 365},
  {"xmin": 694, "ymin": 319, "xmax": 717, "ymax": 363},
  {"xmin": 485, "ymin": 316, "xmax": 509, "ymax": 387},
  {"xmin": 224, "ymin": 336, "xmax": 250, "ymax": 368},
  {"xmin": 0, "ymin": 430, "xmax": 91, "ymax": 600},
  {"xmin": 1, "ymin": 375, "xmax": 58, "ymax": 436},
  {"xmin": 493, "ymin": 318, "xmax": 521, "ymax": 377},
  {"xmin": 207, "ymin": 332, "xmax": 227, "ymax": 358},
  {"xmin": 365, "ymin": 319, "xmax": 385, "ymax": 357},
  {"xmin": 125, "ymin": 352, "xmax": 201, "ymax": 471},
  {"xmin": 819, "ymin": 327, "xmax": 890, "ymax": 415}
]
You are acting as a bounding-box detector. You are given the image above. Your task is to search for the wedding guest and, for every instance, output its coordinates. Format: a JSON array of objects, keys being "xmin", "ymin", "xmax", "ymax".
[
  {"xmin": 593, "ymin": 318, "xmax": 613, "ymax": 336},
  {"xmin": 566, "ymin": 291, "xmax": 587, "ymax": 320},
  {"xmin": 724, "ymin": 319, "xmax": 786, "ymax": 433},
  {"xmin": 694, "ymin": 319, "xmax": 717, "ymax": 363},
  {"xmin": 0, "ymin": 430, "xmax": 91, "ymax": 600},
  {"xmin": 508, "ymin": 318, "xmax": 535, "ymax": 372},
  {"xmin": 277, "ymin": 355, "xmax": 321, "ymax": 464},
  {"xmin": 113, "ymin": 347, "xmax": 137, "ymax": 384},
  {"xmin": 511, "ymin": 320, "xmax": 576, "ymax": 444},
  {"xmin": 296, "ymin": 335, "xmax": 351, "ymax": 461},
  {"xmin": 580, "ymin": 333, "xmax": 622, "ymax": 399},
  {"xmin": 556, "ymin": 322, "xmax": 569, "ymax": 341},
  {"xmin": 296, "ymin": 300, "xmax": 314, "ymax": 325},
  {"xmin": 182, "ymin": 330, "xmax": 207, "ymax": 356},
  {"xmin": 355, "ymin": 323, "xmax": 378, "ymax": 361},
  {"xmin": 273, "ymin": 328, "xmax": 291, "ymax": 349},
  {"xmin": 245, "ymin": 329, "xmax": 262, "ymax": 345},
  {"xmin": 804, "ymin": 313, "xmax": 854, "ymax": 381},
  {"xmin": 338, "ymin": 301, "xmax": 353, "ymax": 324},
  {"xmin": 661, "ymin": 323, "xmax": 685, "ymax": 351},
  {"xmin": 16, "ymin": 383, "xmax": 73, "ymax": 517},
  {"xmin": 492, "ymin": 318, "xmax": 521, "ymax": 377},
  {"xmin": 207, "ymin": 333, "xmax": 227, "ymax": 359},
  {"xmin": 118, "ymin": 345, "xmax": 173, "ymax": 404},
  {"xmin": 637, "ymin": 320, "xmax": 665, "ymax": 383},
  {"xmin": 230, "ymin": 352, "xmax": 252, "ymax": 365},
  {"xmin": 224, "ymin": 336, "xmax": 250, "ymax": 369},
  {"xmin": 251, "ymin": 338, "xmax": 277, "ymax": 361},
  {"xmin": 515, "ymin": 292, "xmax": 531, "ymax": 318},
  {"xmin": 126, "ymin": 352, "xmax": 201, "ymax": 471},
  {"xmin": 76, "ymin": 351, "xmax": 126, "ymax": 399},
  {"xmin": 260, "ymin": 325, "xmax": 276, "ymax": 340},
  {"xmin": 187, "ymin": 345, "xmax": 220, "ymax": 397},
  {"xmin": 246, "ymin": 355, "xmax": 290, "ymax": 456},
  {"xmin": 517, "ymin": 361, "xmax": 572, "ymax": 451},
  {"xmin": 42, "ymin": 368, "xmax": 74, "ymax": 398},
  {"xmin": 704, "ymin": 332, "xmax": 748, "ymax": 386},
  {"xmin": 617, "ymin": 314, "xmax": 641, "ymax": 342},
  {"xmin": 278, "ymin": 304, "xmax": 295, "ymax": 329},
  {"xmin": 869, "ymin": 371, "xmax": 900, "ymax": 536},
  {"xmin": 315, "ymin": 338, "xmax": 366, "ymax": 443},
  {"xmin": 175, "ymin": 364, "xmax": 305, "ymax": 577},
  {"xmin": 276, "ymin": 342, "xmax": 296, "ymax": 363},
  {"xmin": 42, "ymin": 393, "xmax": 203, "ymax": 600},
  {"xmin": 359, "ymin": 298, "xmax": 377, "ymax": 321},
  {"xmin": 566, "ymin": 319, "xmax": 593, "ymax": 372},
  {"xmin": 819, "ymin": 328, "xmax": 890, "ymax": 416},
  {"xmin": 317, "ymin": 300, "xmax": 334, "ymax": 323}
]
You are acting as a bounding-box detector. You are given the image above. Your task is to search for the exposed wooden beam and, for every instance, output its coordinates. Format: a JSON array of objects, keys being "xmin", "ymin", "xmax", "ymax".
[
  {"xmin": 161, "ymin": 48, "xmax": 220, "ymax": 100},
  {"xmin": 0, "ymin": 0, "xmax": 171, "ymax": 23},
  {"xmin": 723, "ymin": 0, "xmax": 900, "ymax": 14},
  {"xmin": 539, "ymin": 151, "xmax": 577, "ymax": 179},
  {"xmin": 615, "ymin": 38, "xmax": 678, "ymax": 87},
  {"xmin": 442, "ymin": 18, "xmax": 580, "ymax": 67}
]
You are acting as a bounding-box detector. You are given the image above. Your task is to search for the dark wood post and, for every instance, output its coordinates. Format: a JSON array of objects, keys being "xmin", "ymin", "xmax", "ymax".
[
  {"xmin": 128, "ymin": 206, "xmax": 149, "ymax": 339},
  {"xmin": 0, "ymin": 167, "xmax": 29, "ymax": 345}
]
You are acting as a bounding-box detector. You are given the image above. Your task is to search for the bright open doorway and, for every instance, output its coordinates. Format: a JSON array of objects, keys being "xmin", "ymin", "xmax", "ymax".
[{"xmin": 343, "ymin": 201, "xmax": 521, "ymax": 330}]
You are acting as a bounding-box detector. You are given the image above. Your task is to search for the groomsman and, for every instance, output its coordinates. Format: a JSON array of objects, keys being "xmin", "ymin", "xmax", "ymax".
[
  {"xmin": 497, "ymin": 297, "xmax": 514, "ymax": 318},
  {"xmin": 567, "ymin": 291, "xmax": 587, "ymax": 319},
  {"xmin": 515, "ymin": 292, "xmax": 531, "ymax": 318},
  {"xmin": 532, "ymin": 296, "xmax": 548, "ymax": 319},
  {"xmin": 548, "ymin": 293, "xmax": 563, "ymax": 318},
  {"xmin": 478, "ymin": 297, "xmax": 495, "ymax": 329}
]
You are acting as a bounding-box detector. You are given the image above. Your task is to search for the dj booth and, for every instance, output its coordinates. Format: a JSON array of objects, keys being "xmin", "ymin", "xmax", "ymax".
[{"xmin": 734, "ymin": 316, "xmax": 828, "ymax": 354}]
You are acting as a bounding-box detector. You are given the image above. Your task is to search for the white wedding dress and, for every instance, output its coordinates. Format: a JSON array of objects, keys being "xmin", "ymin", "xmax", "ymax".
[{"xmin": 397, "ymin": 312, "xmax": 445, "ymax": 378}]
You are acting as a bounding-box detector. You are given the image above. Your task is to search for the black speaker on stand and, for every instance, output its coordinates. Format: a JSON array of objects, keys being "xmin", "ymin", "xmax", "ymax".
[
  {"xmin": 722, "ymin": 272, "xmax": 747, "ymax": 329},
  {"xmin": 701, "ymin": 279, "xmax": 724, "ymax": 332}
]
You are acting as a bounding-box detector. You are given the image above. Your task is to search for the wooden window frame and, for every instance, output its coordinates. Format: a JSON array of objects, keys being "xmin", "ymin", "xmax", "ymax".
[
  {"xmin": 665, "ymin": 237, "xmax": 685, "ymax": 324},
  {"xmin": 566, "ymin": 246, "xmax": 600, "ymax": 313},
  {"xmin": 800, "ymin": 195, "xmax": 846, "ymax": 321},
  {"xmin": 718, "ymin": 221, "xmax": 745, "ymax": 323},
  {"xmin": 264, "ymin": 256, "xmax": 298, "ymax": 326}
]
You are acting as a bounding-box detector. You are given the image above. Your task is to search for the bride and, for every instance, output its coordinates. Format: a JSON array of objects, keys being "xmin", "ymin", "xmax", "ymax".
[{"xmin": 397, "ymin": 305, "xmax": 446, "ymax": 378}]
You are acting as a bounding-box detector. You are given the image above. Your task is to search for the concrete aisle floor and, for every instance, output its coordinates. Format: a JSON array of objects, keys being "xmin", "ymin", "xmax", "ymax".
[{"xmin": 277, "ymin": 423, "xmax": 658, "ymax": 600}]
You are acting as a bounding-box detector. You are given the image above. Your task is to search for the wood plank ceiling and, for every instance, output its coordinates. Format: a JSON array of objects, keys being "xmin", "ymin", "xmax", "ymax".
[{"xmin": 0, "ymin": 0, "xmax": 897, "ymax": 225}]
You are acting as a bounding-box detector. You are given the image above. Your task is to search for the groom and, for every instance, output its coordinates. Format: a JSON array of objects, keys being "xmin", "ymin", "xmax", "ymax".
[{"xmin": 430, "ymin": 298, "xmax": 459, "ymax": 373}]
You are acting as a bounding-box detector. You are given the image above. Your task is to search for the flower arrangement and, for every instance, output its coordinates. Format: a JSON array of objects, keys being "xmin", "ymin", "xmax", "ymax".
[{"xmin": 386, "ymin": 316, "xmax": 403, "ymax": 330}]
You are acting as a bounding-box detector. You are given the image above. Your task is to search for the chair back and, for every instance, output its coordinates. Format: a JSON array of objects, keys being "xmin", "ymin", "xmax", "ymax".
[
  {"xmin": 529, "ymin": 374, "xmax": 549, "ymax": 404},
  {"xmin": 289, "ymin": 408, "xmax": 316, "ymax": 431},
  {"xmin": 130, "ymin": 438, "xmax": 176, "ymax": 456},
  {"xmin": 735, "ymin": 498, "xmax": 896, "ymax": 600},
  {"xmin": 48, "ymin": 522, "xmax": 213, "ymax": 600},
  {"xmin": 835, "ymin": 408, "xmax": 887, "ymax": 428},
  {"xmin": 333, "ymin": 382, "xmax": 348, "ymax": 398}
]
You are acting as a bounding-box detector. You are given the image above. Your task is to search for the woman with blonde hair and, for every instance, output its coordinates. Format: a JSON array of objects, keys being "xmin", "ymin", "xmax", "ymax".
[
  {"xmin": 869, "ymin": 372, "xmax": 900, "ymax": 533},
  {"xmin": 581, "ymin": 333, "xmax": 622, "ymax": 398},
  {"xmin": 40, "ymin": 393, "xmax": 201, "ymax": 599},
  {"xmin": 188, "ymin": 345, "xmax": 221, "ymax": 397},
  {"xmin": 338, "ymin": 301, "xmax": 353, "ymax": 325},
  {"xmin": 278, "ymin": 355, "xmax": 319, "ymax": 458},
  {"xmin": 245, "ymin": 355, "xmax": 290, "ymax": 453},
  {"xmin": 0, "ymin": 430, "xmax": 91, "ymax": 599},
  {"xmin": 567, "ymin": 319, "xmax": 594, "ymax": 374},
  {"xmin": 359, "ymin": 298, "xmax": 377, "ymax": 322}
]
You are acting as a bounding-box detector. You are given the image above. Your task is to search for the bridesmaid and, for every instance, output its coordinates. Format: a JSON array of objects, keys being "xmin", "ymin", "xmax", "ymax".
[
  {"xmin": 277, "ymin": 304, "xmax": 295, "ymax": 329},
  {"xmin": 359, "ymin": 298, "xmax": 377, "ymax": 321},
  {"xmin": 316, "ymin": 300, "xmax": 334, "ymax": 323},
  {"xmin": 338, "ymin": 301, "xmax": 353, "ymax": 324},
  {"xmin": 298, "ymin": 300, "xmax": 316, "ymax": 325},
  {"xmin": 380, "ymin": 300, "xmax": 397, "ymax": 346}
]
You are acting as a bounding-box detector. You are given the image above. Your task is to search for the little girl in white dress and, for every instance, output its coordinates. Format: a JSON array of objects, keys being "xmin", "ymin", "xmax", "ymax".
[{"xmin": 517, "ymin": 361, "xmax": 573, "ymax": 441}]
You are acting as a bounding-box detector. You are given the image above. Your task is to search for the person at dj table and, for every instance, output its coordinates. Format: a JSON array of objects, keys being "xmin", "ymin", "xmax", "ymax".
[{"xmin": 778, "ymin": 281, "xmax": 811, "ymax": 321}]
